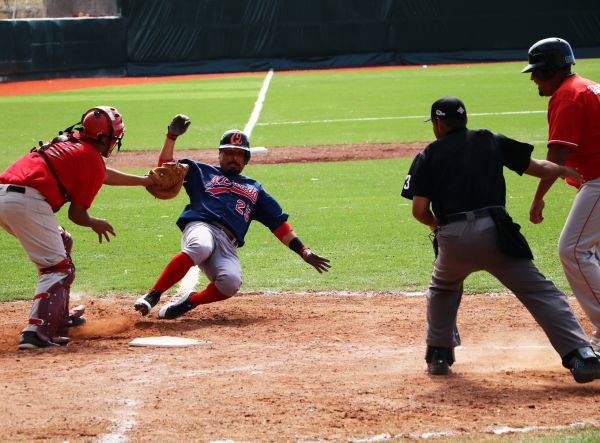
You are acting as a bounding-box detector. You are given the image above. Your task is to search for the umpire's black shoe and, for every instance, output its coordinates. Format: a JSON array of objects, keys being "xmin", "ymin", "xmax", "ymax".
[
  {"xmin": 425, "ymin": 346, "xmax": 455, "ymax": 375},
  {"xmin": 18, "ymin": 331, "xmax": 63, "ymax": 350},
  {"xmin": 134, "ymin": 290, "xmax": 161, "ymax": 316},
  {"xmin": 157, "ymin": 292, "xmax": 195, "ymax": 319},
  {"xmin": 564, "ymin": 346, "xmax": 600, "ymax": 384}
]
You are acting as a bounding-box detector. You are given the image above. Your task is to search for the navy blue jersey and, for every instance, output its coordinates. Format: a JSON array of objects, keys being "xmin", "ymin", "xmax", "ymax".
[{"xmin": 176, "ymin": 159, "xmax": 288, "ymax": 247}]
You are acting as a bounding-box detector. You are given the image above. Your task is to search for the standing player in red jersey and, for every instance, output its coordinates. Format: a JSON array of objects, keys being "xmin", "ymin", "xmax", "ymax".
[
  {"xmin": 523, "ymin": 37, "xmax": 600, "ymax": 351},
  {"xmin": 0, "ymin": 106, "xmax": 153, "ymax": 349}
]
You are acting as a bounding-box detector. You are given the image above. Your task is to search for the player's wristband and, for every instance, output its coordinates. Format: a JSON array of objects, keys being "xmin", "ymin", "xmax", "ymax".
[
  {"xmin": 166, "ymin": 132, "xmax": 178, "ymax": 141},
  {"xmin": 289, "ymin": 237, "xmax": 309, "ymax": 257}
]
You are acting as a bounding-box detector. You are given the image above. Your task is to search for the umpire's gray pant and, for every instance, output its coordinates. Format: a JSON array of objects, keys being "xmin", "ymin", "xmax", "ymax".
[{"xmin": 428, "ymin": 213, "xmax": 590, "ymax": 358}]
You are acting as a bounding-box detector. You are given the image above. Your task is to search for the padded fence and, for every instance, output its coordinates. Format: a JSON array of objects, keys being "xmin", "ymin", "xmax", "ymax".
[
  {"xmin": 0, "ymin": 17, "xmax": 126, "ymax": 80},
  {"xmin": 123, "ymin": 0, "xmax": 600, "ymax": 75},
  {"xmin": 1, "ymin": 0, "xmax": 600, "ymax": 79}
]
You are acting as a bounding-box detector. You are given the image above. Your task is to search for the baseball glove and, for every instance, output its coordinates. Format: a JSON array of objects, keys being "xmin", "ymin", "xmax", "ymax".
[
  {"xmin": 146, "ymin": 162, "xmax": 189, "ymax": 200},
  {"xmin": 167, "ymin": 114, "xmax": 191, "ymax": 140}
]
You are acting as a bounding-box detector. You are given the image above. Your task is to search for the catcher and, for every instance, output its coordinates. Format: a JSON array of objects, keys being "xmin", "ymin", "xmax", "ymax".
[
  {"xmin": 136, "ymin": 115, "xmax": 330, "ymax": 319},
  {"xmin": 0, "ymin": 106, "xmax": 154, "ymax": 349}
]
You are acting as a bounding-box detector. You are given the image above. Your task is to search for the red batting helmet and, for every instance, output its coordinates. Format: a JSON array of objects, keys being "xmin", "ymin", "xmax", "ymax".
[
  {"xmin": 80, "ymin": 106, "xmax": 125, "ymax": 157},
  {"xmin": 219, "ymin": 129, "xmax": 251, "ymax": 164}
]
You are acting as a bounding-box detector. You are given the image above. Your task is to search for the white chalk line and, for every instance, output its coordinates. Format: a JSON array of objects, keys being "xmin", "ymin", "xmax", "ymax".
[
  {"xmin": 98, "ymin": 399, "xmax": 139, "ymax": 443},
  {"xmin": 349, "ymin": 421, "xmax": 595, "ymax": 442},
  {"xmin": 244, "ymin": 68, "xmax": 274, "ymax": 137},
  {"xmin": 246, "ymin": 290, "xmax": 508, "ymax": 297},
  {"xmin": 204, "ymin": 420, "xmax": 597, "ymax": 443},
  {"xmin": 255, "ymin": 109, "xmax": 545, "ymax": 127},
  {"xmin": 94, "ymin": 356, "xmax": 155, "ymax": 443}
]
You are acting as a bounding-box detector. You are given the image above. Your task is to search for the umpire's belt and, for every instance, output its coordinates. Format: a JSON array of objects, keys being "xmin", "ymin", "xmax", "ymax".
[
  {"xmin": 208, "ymin": 221, "xmax": 238, "ymax": 246},
  {"xmin": 440, "ymin": 206, "xmax": 504, "ymax": 225}
]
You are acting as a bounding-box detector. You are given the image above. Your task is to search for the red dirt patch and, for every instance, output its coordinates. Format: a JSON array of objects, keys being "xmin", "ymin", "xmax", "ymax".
[
  {"xmin": 107, "ymin": 142, "xmax": 427, "ymax": 169},
  {"xmin": 0, "ymin": 293, "xmax": 598, "ymax": 442}
]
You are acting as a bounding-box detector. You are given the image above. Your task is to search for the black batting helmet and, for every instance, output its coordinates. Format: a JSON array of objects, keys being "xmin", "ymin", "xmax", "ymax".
[
  {"xmin": 219, "ymin": 129, "xmax": 251, "ymax": 164},
  {"xmin": 521, "ymin": 37, "xmax": 576, "ymax": 73}
]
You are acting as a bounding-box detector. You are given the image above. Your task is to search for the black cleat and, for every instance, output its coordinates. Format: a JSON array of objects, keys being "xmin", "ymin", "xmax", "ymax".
[
  {"xmin": 565, "ymin": 347, "xmax": 600, "ymax": 384},
  {"xmin": 18, "ymin": 331, "xmax": 66, "ymax": 350},
  {"xmin": 425, "ymin": 346, "xmax": 454, "ymax": 375},
  {"xmin": 134, "ymin": 290, "xmax": 161, "ymax": 316},
  {"xmin": 157, "ymin": 292, "xmax": 195, "ymax": 319}
]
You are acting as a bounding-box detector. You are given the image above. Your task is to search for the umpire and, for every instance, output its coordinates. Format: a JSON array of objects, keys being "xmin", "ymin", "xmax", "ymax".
[{"xmin": 401, "ymin": 96, "xmax": 600, "ymax": 383}]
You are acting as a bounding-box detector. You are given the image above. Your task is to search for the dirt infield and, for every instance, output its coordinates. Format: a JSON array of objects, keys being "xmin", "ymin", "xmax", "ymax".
[
  {"xmin": 1, "ymin": 75, "xmax": 599, "ymax": 442},
  {"xmin": 0, "ymin": 293, "xmax": 598, "ymax": 442},
  {"xmin": 105, "ymin": 142, "xmax": 427, "ymax": 168},
  {"xmin": 1, "ymin": 142, "xmax": 600, "ymax": 442}
]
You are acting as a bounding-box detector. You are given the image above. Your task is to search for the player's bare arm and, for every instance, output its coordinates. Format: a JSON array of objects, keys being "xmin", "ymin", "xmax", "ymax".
[
  {"xmin": 273, "ymin": 223, "xmax": 331, "ymax": 273},
  {"xmin": 68, "ymin": 202, "xmax": 115, "ymax": 243},
  {"xmin": 411, "ymin": 196, "xmax": 439, "ymax": 230},
  {"xmin": 104, "ymin": 168, "xmax": 153, "ymax": 186},
  {"xmin": 528, "ymin": 144, "xmax": 571, "ymax": 224}
]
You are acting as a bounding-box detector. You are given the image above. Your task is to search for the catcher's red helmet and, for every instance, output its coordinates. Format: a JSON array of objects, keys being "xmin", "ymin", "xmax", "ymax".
[
  {"xmin": 219, "ymin": 129, "xmax": 251, "ymax": 164},
  {"xmin": 81, "ymin": 106, "xmax": 125, "ymax": 157}
]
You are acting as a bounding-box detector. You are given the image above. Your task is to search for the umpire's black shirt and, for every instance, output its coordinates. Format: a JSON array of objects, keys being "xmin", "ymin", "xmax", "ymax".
[{"xmin": 401, "ymin": 127, "xmax": 533, "ymax": 219}]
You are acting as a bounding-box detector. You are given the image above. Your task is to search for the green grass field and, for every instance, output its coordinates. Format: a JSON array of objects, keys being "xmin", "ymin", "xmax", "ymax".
[{"xmin": 1, "ymin": 59, "xmax": 600, "ymax": 301}]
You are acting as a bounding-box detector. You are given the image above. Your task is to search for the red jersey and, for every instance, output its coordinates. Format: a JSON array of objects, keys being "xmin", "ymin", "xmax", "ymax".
[
  {"xmin": 548, "ymin": 74, "xmax": 600, "ymax": 186},
  {"xmin": 0, "ymin": 134, "xmax": 106, "ymax": 211}
]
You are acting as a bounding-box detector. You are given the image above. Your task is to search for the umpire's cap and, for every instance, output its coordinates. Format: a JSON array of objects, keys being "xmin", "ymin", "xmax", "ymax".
[
  {"xmin": 522, "ymin": 37, "xmax": 576, "ymax": 73},
  {"xmin": 425, "ymin": 96, "xmax": 467, "ymax": 122}
]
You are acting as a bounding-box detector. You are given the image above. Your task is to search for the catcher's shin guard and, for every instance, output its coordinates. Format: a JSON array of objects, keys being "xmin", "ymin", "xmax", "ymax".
[{"xmin": 24, "ymin": 280, "xmax": 70, "ymax": 342}]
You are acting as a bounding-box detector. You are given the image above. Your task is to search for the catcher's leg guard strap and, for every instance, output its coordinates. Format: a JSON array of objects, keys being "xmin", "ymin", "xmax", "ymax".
[{"xmin": 58, "ymin": 226, "xmax": 73, "ymax": 256}]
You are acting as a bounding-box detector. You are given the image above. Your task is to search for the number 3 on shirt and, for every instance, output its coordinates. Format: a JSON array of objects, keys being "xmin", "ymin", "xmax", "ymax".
[{"xmin": 235, "ymin": 199, "xmax": 251, "ymax": 222}]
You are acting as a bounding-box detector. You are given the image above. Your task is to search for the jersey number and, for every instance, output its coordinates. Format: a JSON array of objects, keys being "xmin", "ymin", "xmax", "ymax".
[{"xmin": 235, "ymin": 199, "xmax": 251, "ymax": 222}]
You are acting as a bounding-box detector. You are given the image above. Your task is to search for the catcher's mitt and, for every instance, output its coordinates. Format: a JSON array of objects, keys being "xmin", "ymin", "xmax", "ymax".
[{"xmin": 146, "ymin": 162, "xmax": 189, "ymax": 200}]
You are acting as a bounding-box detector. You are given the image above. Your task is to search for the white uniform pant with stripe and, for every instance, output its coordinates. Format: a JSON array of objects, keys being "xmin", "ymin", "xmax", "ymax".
[
  {"xmin": 559, "ymin": 176, "xmax": 600, "ymax": 330},
  {"xmin": 181, "ymin": 221, "xmax": 242, "ymax": 297},
  {"xmin": 0, "ymin": 185, "xmax": 69, "ymax": 332},
  {"xmin": 0, "ymin": 184, "xmax": 68, "ymax": 287}
]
